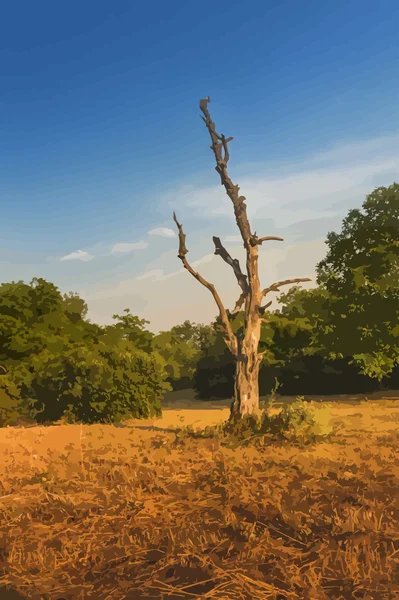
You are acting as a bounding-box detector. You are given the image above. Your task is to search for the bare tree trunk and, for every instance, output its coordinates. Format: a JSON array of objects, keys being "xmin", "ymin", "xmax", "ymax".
[
  {"xmin": 173, "ymin": 97, "xmax": 311, "ymax": 420},
  {"xmin": 232, "ymin": 354, "xmax": 260, "ymax": 417}
]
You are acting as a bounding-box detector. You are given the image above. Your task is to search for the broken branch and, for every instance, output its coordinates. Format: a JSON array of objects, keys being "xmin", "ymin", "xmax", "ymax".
[
  {"xmin": 212, "ymin": 236, "xmax": 249, "ymax": 296},
  {"xmin": 258, "ymin": 300, "xmax": 273, "ymax": 315},
  {"xmin": 251, "ymin": 235, "xmax": 284, "ymax": 246},
  {"xmin": 173, "ymin": 213, "xmax": 237, "ymax": 354},
  {"xmin": 262, "ymin": 278, "xmax": 311, "ymax": 297}
]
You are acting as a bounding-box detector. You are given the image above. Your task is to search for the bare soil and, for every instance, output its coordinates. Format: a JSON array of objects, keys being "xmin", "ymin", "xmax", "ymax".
[{"xmin": 0, "ymin": 394, "xmax": 398, "ymax": 599}]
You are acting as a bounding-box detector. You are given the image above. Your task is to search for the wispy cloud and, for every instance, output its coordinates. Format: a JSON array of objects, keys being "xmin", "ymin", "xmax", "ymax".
[
  {"xmin": 191, "ymin": 254, "xmax": 215, "ymax": 268},
  {"xmin": 111, "ymin": 241, "xmax": 148, "ymax": 254},
  {"xmin": 80, "ymin": 134, "xmax": 398, "ymax": 331},
  {"xmin": 148, "ymin": 227, "xmax": 176, "ymax": 238},
  {"xmin": 170, "ymin": 135, "xmax": 399, "ymax": 232},
  {"xmin": 60, "ymin": 250, "xmax": 94, "ymax": 262},
  {"xmin": 136, "ymin": 267, "xmax": 182, "ymax": 282},
  {"xmin": 136, "ymin": 269, "xmax": 165, "ymax": 282}
]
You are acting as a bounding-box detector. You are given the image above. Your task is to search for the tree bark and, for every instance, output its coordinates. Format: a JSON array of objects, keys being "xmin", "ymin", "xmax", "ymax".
[{"xmin": 231, "ymin": 350, "xmax": 261, "ymax": 418}]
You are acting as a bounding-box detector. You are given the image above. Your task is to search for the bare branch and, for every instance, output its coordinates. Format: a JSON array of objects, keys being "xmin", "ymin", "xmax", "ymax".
[
  {"xmin": 173, "ymin": 213, "xmax": 237, "ymax": 354},
  {"xmin": 173, "ymin": 212, "xmax": 188, "ymax": 258},
  {"xmin": 199, "ymin": 97, "xmax": 252, "ymax": 244},
  {"xmin": 258, "ymin": 300, "xmax": 273, "ymax": 315},
  {"xmin": 262, "ymin": 278, "xmax": 312, "ymax": 297},
  {"xmin": 250, "ymin": 235, "xmax": 284, "ymax": 246},
  {"xmin": 0, "ymin": 364, "xmax": 7, "ymax": 375},
  {"xmin": 212, "ymin": 236, "xmax": 249, "ymax": 295}
]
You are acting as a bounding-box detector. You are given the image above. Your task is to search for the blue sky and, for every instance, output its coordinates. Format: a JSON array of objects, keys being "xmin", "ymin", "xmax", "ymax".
[{"xmin": 1, "ymin": 1, "xmax": 398, "ymax": 330}]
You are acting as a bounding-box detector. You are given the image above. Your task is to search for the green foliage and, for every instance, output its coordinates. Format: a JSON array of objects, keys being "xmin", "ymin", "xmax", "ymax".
[
  {"xmin": 104, "ymin": 309, "xmax": 154, "ymax": 351},
  {"xmin": 316, "ymin": 183, "xmax": 399, "ymax": 380},
  {"xmin": 16, "ymin": 342, "xmax": 168, "ymax": 424},
  {"xmin": 0, "ymin": 374, "xmax": 30, "ymax": 426},
  {"xmin": 317, "ymin": 183, "xmax": 399, "ymax": 293},
  {"xmin": 193, "ymin": 184, "xmax": 399, "ymax": 396},
  {"xmin": 193, "ymin": 327, "xmax": 235, "ymax": 399},
  {"xmin": 0, "ymin": 279, "xmax": 170, "ymax": 425},
  {"xmin": 154, "ymin": 321, "xmax": 216, "ymax": 389},
  {"xmin": 1, "ymin": 184, "xmax": 397, "ymax": 425}
]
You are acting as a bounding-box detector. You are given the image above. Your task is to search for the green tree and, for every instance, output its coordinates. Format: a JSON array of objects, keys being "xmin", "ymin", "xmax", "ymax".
[
  {"xmin": 316, "ymin": 183, "xmax": 399, "ymax": 380},
  {"xmin": 103, "ymin": 309, "xmax": 154, "ymax": 352},
  {"xmin": 15, "ymin": 341, "xmax": 169, "ymax": 424},
  {"xmin": 193, "ymin": 184, "xmax": 399, "ymax": 397},
  {"xmin": 0, "ymin": 280, "xmax": 170, "ymax": 424}
]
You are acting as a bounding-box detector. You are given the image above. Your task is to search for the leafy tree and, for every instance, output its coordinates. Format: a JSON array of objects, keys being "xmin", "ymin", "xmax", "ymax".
[
  {"xmin": 103, "ymin": 309, "xmax": 154, "ymax": 352},
  {"xmin": 0, "ymin": 280, "xmax": 170, "ymax": 424},
  {"xmin": 316, "ymin": 183, "xmax": 399, "ymax": 380}
]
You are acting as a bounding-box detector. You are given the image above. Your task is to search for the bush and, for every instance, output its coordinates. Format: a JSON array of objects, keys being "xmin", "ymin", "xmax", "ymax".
[
  {"xmin": 220, "ymin": 397, "xmax": 333, "ymax": 444},
  {"xmin": 0, "ymin": 376, "xmax": 32, "ymax": 427},
  {"xmin": 13, "ymin": 342, "xmax": 170, "ymax": 424}
]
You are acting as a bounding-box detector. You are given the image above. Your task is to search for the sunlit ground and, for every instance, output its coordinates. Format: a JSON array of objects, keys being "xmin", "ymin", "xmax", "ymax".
[{"xmin": 0, "ymin": 391, "xmax": 398, "ymax": 599}]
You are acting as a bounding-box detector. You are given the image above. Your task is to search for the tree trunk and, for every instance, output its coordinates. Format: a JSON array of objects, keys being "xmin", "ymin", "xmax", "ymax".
[{"xmin": 230, "ymin": 329, "xmax": 261, "ymax": 418}]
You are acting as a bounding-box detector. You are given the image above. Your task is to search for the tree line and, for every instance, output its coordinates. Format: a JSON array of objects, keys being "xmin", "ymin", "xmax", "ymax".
[{"xmin": 0, "ymin": 182, "xmax": 398, "ymax": 426}]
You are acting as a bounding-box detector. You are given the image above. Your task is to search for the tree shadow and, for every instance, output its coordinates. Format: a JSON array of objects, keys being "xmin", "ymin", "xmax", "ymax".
[{"xmin": 0, "ymin": 588, "xmax": 28, "ymax": 600}]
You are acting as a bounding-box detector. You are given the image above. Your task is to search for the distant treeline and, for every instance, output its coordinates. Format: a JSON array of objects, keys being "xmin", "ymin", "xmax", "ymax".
[{"xmin": 0, "ymin": 184, "xmax": 398, "ymax": 425}]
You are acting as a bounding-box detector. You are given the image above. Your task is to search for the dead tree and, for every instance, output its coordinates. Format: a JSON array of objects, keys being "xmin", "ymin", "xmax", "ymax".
[{"xmin": 173, "ymin": 97, "xmax": 311, "ymax": 419}]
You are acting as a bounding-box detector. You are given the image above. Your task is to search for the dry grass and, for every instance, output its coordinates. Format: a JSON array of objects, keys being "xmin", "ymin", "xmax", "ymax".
[{"xmin": 0, "ymin": 395, "xmax": 398, "ymax": 599}]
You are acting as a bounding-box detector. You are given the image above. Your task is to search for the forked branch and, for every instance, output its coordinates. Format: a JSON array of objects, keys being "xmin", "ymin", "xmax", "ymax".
[
  {"xmin": 262, "ymin": 277, "xmax": 311, "ymax": 297},
  {"xmin": 212, "ymin": 236, "xmax": 249, "ymax": 296},
  {"xmin": 173, "ymin": 213, "xmax": 237, "ymax": 354},
  {"xmin": 231, "ymin": 292, "xmax": 246, "ymax": 316}
]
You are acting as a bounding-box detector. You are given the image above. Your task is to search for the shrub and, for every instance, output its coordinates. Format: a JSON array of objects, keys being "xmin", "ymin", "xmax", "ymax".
[
  {"xmin": 13, "ymin": 341, "xmax": 170, "ymax": 424},
  {"xmin": 0, "ymin": 376, "xmax": 32, "ymax": 427},
  {"xmin": 220, "ymin": 397, "xmax": 333, "ymax": 444}
]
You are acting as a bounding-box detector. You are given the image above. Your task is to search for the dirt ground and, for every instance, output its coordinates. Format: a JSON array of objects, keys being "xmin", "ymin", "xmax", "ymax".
[{"xmin": 0, "ymin": 393, "xmax": 398, "ymax": 599}]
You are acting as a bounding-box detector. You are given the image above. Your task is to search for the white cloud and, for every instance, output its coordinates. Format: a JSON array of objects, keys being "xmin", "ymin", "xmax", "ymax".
[
  {"xmin": 111, "ymin": 241, "xmax": 148, "ymax": 254},
  {"xmin": 171, "ymin": 135, "xmax": 399, "ymax": 233},
  {"xmin": 134, "ymin": 254, "xmax": 215, "ymax": 283},
  {"xmin": 84, "ymin": 238, "xmax": 324, "ymax": 332},
  {"xmin": 148, "ymin": 227, "xmax": 176, "ymax": 238},
  {"xmin": 60, "ymin": 250, "xmax": 94, "ymax": 262},
  {"xmin": 81, "ymin": 134, "xmax": 398, "ymax": 331},
  {"xmin": 309, "ymin": 134, "xmax": 399, "ymax": 166},
  {"xmin": 192, "ymin": 253, "xmax": 215, "ymax": 268},
  {"xmin": 136, "ymin": 269, "xmax": 165, "ymax": 282},
  {"xmin": 136, "ymin": 267, "xmax": 183, "ymax": 282},
  {"xmin": 179, "ymin": 160, "xmax": 397, "ymax": 227}
]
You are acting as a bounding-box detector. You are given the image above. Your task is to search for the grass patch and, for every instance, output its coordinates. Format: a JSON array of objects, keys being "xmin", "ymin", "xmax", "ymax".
[{"xmin": 0, "ymin": 398, "xmax": 398, "ymax": 599}]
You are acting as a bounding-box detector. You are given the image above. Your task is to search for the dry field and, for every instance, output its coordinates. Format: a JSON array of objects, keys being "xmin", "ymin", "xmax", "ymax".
[{"xmin": 0, "ymin": 394, "xmax": 398, "ymax": 599}]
